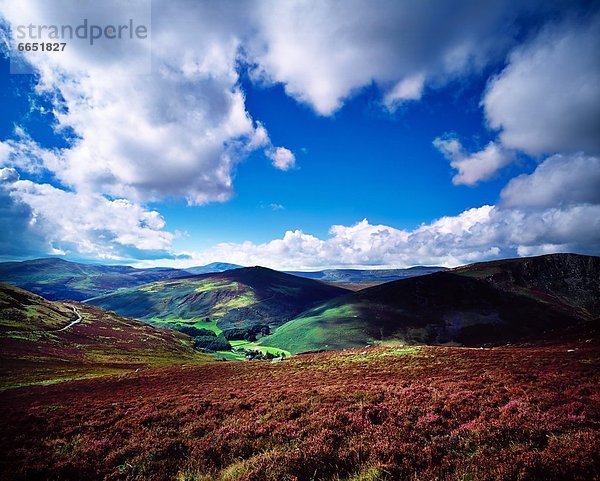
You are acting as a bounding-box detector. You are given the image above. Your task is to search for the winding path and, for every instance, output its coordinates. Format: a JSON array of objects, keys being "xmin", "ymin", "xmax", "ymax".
[{"xmin": 55, "ymin": 306, "xmax": 83, "ymax": 332}]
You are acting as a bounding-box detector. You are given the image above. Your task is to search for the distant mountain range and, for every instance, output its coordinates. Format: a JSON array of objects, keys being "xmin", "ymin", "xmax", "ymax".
[
  {"xmin": 2, "ymin": 254, "xmax": 598, "ymax": 357},
  {"xmin": 87, "ymin": 266, "xmax": 349, "ymax": 331},
  {"xmin": 0, "ymin": 258, "xmax": 242, "ymax": 301},
  {"xmin": 265, "ymin": 254, "xmax": 600, "ymax": 353},
  {"xmin": 184, "ymin": 262, "xmax": 243, "ymax": 275},
  {"xmin": 0, "ymin": 258, "xmax": 445, "ymax": 301},
  {"xmin": 287, "ymin": 266, "xmax": 446, "ymax": 284}
]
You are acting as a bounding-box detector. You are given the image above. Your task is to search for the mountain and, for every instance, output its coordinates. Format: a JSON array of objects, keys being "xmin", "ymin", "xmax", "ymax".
[
  {"xmin": 184, "ymin": 262, "xmax": 243, "ymax": 275},
  {"xmin": 87, "ymin": 266, "xmax": 349, "ymax": 332},
  {"xmin": 451, "ymin": 253, "xmax": 600, "ymax": 316},
  {"xmin": 0, "ymin": 283, "xmax": 210, "ymax": 388},
  {"xmin": 265, "ymin": 254, "xmax": 600, "ymax": 353},
  {"xmin": 287, "ymin": 266, "xmax": 446, "ymax": 285},
  {"xmin": 0, "ymin": 258, "xmax": 189, "ymax": 301}
]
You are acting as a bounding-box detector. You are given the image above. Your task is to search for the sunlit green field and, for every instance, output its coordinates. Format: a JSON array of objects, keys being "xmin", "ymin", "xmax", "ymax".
[{"xmin": 147, "ymin": 315, "xmax": 290, "ymax": 360}]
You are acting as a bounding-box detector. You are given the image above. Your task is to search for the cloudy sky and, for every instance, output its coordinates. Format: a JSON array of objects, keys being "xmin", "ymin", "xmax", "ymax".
[{"xmin": 0, "ymin": 0, "xmax": 599, "ymax": 269}]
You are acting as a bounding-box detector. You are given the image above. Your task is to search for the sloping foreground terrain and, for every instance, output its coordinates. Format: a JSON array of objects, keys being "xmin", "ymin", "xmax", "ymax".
[
  {"xmin": 0, "ymin": 283, "xmax": 210, "ymax": 388},
  {"xmin": 0, "ymin": 340, "xmax": 598, "ymax": 481},
  {"xmin": 266, "ymin": 254, "xmax": 599, "ymax": 353},
  {"xmin": 88, "ymin": 267, "xmax": 349, "ymax": 331}
]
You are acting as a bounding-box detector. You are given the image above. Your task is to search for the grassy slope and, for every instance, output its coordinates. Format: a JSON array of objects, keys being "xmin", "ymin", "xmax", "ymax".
[
  {"xmin": 0, "ymin": 341, "xmax": 598, "ymax": 480},
  {"xmin": 88, "ymin": 267, "xmax": 349, "ymax": 332},
  {"xmin": 265, "ymin": 254, "xmax": 600, "ymax": 354},
  {"xmin": 0, "ymin": 258, "xmax": 188, "ymax": 301},
  {"xmin": 0, "ymin": 284, "xmax": 211, "ymax": 388}
]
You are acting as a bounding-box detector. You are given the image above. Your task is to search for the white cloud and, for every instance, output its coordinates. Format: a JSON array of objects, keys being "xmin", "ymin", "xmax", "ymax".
[
  {"xmin": 267, "ymin": 147, "xmax": 296, "ymax": 171},
  {"xmin": 135, "ymin": 201, "xmax": 600, "ymax": 270},
  {"xmin": 0, "ymin": 167, "xmax": 19, "ymax": 183},
  {"xmin": 0, "ymin": 0, "xmax": 287, "ymax": 206},
  {"xmin": 1, "ymin": 0, "xmax": 598, "ymax": 264},
  {"xmin": 248, "ymin": 0, "xmax": 569, "ymax": 115},
  {"xmin": 135, "ymin": 148, "xmax": 600, "ymax": 270},
  {"xmin": 483, "ymin": 14, "xmax": 600, "ymax": 156},
  {"xmin": 501, "ymin": 153, "xmax": 600, "ymax": 208},
  {"xmin": 383, "ymin": 74, "xmax": 425, "ymax": 111},
  {"xmin": 0, "ymin": 174, "xmax": 174, "ymax": 260},
  {"xmin": 0, "ymin": 128, "xmax": 63, "ymax": 175},
  {"xmin": 0, "ymin": 0, "xmax": 296, "ymax": 259},
  {"xmin": 434, "ymin": 137, "xmax": 513, "ymax": 185}
]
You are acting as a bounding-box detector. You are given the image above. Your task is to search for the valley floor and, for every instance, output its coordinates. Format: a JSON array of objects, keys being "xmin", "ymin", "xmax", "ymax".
[{"xmin": 1, "ymin": 342, "xmax": 599, "ymax": 481}]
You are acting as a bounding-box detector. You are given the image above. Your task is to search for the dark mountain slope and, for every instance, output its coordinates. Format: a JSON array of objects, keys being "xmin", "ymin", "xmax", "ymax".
[
  {"xmin": 452, "ymin": 253, "xmax": 600, "ymax": 317},
  {"xmin": 265, "ymin": 254, "xmax": 599, "ymax": 353}
]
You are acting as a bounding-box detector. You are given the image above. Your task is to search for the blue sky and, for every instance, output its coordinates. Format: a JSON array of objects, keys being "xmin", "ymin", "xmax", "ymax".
[
  {"xmin": 160, "ymin": 71, "xmax": 509, "ymax": 249},
  {"xmin": 0, "ymin": 1, "xmax": 598, "ymax": 269}
]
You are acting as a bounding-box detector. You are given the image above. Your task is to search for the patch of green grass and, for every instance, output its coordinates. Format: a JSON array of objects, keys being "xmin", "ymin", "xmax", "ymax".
[
  {"xmin": 212, "ymin": 291, "xmax": 256, "ymax": 314},
  {"xmin": 230, "ymin": 340, "xmax": 290, "ymax": 357},
  {"xmin": 148, "ymin": 317, "xmax": 222, "ymax": 334},
  {"xmin": 262, "ymin": 303, "xmax": 370, "ymax": 354},
  {"xmin": 335, "ymin": 346, "xmax": 420, "ymax": 365},
  {"xmin": 345, "ymin": 466, "xmax": 387, "ymax": 481},
  {"xmin": 193, "ymin": 280, "xmax": 239, "ymax": 294},
  {"xmin": 213, "ymin": 350, "xmax": 246, "ymax": 361}
]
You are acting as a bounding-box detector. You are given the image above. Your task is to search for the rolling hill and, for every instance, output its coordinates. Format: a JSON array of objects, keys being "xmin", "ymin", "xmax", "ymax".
[
  {"xmin": 265, "ymin": 254, "xmax": 600, "ymax": 353},
  {"xmin": 87, "ymin": 266, "xmax": 349, "ymax": 332},
  {"xmin": 0, "ymin": 283, "xmax": 210, "ymax": 388}
]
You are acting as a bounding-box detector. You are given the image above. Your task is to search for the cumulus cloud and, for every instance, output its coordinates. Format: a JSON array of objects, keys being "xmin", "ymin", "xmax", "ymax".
[
  {"xmin": 0, "ymin": 167, "xmax": 19, "ymax": 183},
  {"xmin": 135, "ymin": 150, "xmax": 600, "ymax": 270},
  {"xmin": 483, "ymin": 14, "xmax": 600, "ymax": 156},
  {"xmin": 1, "ymin": 0, "xmax": 597, "ymax": 264},
  {"xmin": 248, "ymin": 0, "xmax": 575, "ymax": 115},
  {"xmin": 501, "ymin": 153, "xmax": 600, "ymax": 208},
  {"xmin": 267, "ymin": 147, "xmax": 296, "ymax": 171},
  {"xmin": 0, "ymin": 0, "xmax": 294, "ymax": 259},
  {"xmin": 433, "ymin": 137, "xmax": 513, "ymax": 185},
  {"xmin": 0, "ymin": 0, "xmax": 289, "ymax": 206},
  {"xmin": 383, "ymin": 74, "xmax": 425, "ymax": 111},
  {"xmin": 0, "ymin": 169, "xmax": 175, "ymax": 260},
  {"xmin": 136, "ymin": 201, "xmax": 600, "ymax": 270}
]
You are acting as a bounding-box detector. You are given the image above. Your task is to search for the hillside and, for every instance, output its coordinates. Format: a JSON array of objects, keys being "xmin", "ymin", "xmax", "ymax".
[
  {"xmin": 265, "ymin": 254, "xmax": 600, "ymax": 353},
  {"xmin": 87, "ymin": 267, "xmax": 349, "ymax": 332},
  {"xmin": 1, "ymin": 341, "xmax": 598, "ymax": 480},
  {"xmin": 452, "ymin": 253, "xmax": 600, "ymax": 316},
  {"xmin": 0, "ymin": 283, "xmax": 210, "ymax": 388},
  {"xmin": 0, "ymin": 258, "xmax": 189, "ymax": 301}
]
